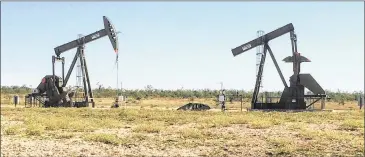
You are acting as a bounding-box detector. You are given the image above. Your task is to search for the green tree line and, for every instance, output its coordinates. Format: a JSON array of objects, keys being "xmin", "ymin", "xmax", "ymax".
[{"xmin": 1, "ymin": 85, "xmax": 363, "ymax": 103}]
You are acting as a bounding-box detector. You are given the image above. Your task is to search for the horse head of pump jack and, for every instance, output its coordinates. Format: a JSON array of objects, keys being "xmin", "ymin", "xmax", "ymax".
[{"xmin": 103, "ymin": 16, "xmax": 119, "ymax": 53}]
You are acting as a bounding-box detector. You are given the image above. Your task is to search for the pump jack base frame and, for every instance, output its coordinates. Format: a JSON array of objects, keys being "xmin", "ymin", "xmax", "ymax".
[{"xmin": 73, "ymin": 101, "xmax": 89, "ymax": 108}]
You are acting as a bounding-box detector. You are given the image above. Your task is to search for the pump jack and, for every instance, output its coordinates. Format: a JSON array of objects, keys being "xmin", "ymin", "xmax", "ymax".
[
  {"xmin": 231, "ymin": 23, "xmax": 327, "ymax": 110},
  {"xmin": 25, "ymin": 16, "xmax": 119, "ymax": 108}
]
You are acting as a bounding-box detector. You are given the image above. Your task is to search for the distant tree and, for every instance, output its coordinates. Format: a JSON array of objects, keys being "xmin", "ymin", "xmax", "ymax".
[{"xmin": 0, "ymin": 85, "xmax": 363, "ymax": 103}]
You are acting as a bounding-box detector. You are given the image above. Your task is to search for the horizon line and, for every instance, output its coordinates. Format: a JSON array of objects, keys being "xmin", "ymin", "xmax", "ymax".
[{"xmin": 1, "ymin": 84, "xmax": 363, "ymax": 93}]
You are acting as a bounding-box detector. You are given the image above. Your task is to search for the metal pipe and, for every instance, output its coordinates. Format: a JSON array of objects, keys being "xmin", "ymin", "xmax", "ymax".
[
  {"xmin": 52, "ymin": 56, "xmax": 55, "ymax": 81},
  {"xmin": 266, "ymin": 45, "xmax": 288, "ymax": 88},
  {"xmin": 62, "ymin": 57, "xmax": 65, "ymax": 84}
]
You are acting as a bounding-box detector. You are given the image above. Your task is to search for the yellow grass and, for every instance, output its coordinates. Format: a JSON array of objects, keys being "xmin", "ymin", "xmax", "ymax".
[{"xmin": 1, "ymin": 97, "xmax": 364, "ymax": 156}]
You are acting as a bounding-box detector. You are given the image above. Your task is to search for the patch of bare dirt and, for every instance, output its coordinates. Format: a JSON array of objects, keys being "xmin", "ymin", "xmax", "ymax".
[{"xmin": 1, "ymin": 136, "xmax": 208, "ymax": 157}]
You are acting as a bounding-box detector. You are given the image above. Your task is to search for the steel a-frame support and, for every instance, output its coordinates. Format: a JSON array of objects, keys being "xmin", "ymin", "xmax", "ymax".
[
  {"xmin": 77, "ymin": 45, "xmax": 95, "ymax": 108},
  {"xmin": 52, "ymin": 44, "xmax": 95, "ymax": 108},
  {"xmin": 251, "ymin": 43, "xmax": 288, "ymax": 108}
]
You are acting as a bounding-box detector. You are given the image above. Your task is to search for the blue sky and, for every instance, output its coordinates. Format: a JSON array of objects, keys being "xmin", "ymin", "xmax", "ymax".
[{"xmin": 1, "ymin": 2, "xmax": 364, "ymax": 92}]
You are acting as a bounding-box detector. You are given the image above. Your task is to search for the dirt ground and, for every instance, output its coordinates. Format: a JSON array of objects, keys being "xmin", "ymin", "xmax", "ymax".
[{"xmin": 1, "ymin": 98, "xmax": 364, "ymax": 157}]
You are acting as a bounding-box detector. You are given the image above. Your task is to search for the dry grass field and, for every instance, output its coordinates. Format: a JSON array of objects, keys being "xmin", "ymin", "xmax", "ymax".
[{"xmin": 1, "ymin": 97, "xmax": 364, "ymax": 156}]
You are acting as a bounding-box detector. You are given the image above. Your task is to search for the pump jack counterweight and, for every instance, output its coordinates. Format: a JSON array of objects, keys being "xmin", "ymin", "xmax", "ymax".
[
  {"xmin": 25, "ymin": 16, "xmax": 119, "ymax": 108},
  {"xmin": 231, "ymin": 23, "xmax": 328, "ymax": 110}
]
